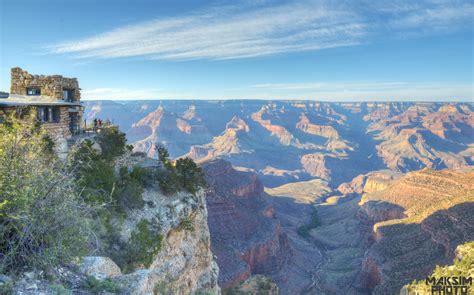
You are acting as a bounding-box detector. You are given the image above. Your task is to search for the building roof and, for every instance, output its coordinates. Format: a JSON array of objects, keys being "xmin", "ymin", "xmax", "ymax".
[{"xmin": 0, "ymin": 94, "xmax": 81, "ymax": 107}]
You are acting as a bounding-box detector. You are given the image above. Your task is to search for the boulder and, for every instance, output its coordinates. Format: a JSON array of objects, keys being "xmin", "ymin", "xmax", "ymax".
[{"xmin": 79, "ymin": 256, "xmax": 121, "ymax": 280}]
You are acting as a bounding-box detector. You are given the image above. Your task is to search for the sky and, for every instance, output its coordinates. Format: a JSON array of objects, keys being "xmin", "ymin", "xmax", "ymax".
[{"xmin": 0, "ymin": 0, "xmax": 473, "ymax": 101}]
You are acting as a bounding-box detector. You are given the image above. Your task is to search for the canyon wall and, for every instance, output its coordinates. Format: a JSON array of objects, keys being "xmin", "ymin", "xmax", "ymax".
[
  {"xmin": 202, "ymin": 159, "xmax": 291, "ymax": 289},
  {"xmin": 358, "ymin": 169, "xmax": 474, "ymax": 294}
]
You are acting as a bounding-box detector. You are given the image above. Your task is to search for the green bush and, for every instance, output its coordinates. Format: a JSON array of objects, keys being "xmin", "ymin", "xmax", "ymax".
[
  {"xmin": 405, "ymin": 241, "xmax": 474, "ymax": 293},
  {"xmin": 178, "ymin": 216, "xmax": 195, "ymax": 232},
  {"xmin": 158, "ymin": 170, "xmax": 180, "ymax": 195},
  {"xmin": 0, "ymin": 114, "xmax": 93, "ymax": 273},
  {"xmin": 0, "ymin": 281, "xmax": 13, "ymax": 295},
  {"xmin": 154, "ymin": 281, "xmax": 171, "ymax": 295},
  {"xmin": 116, "ymin": 166, "xmax": 145, "ymax": 210},
  {"xmin": 174, "ymin": 158, "xmax": 206, "ymax": 194},
  {"xmin": 155, "ymin": 144, "xmax": 206, "ymax": 195},
  {"xmin": 71, "ymin": 140, "xmax": 116, "ymax": 205},
  {"xmin": 127, "ymin": 219, "xmax": 163, "ymax": 270},
  {"xmin": 96, "ymin": 127, "xmax": 127, "ymax": 160},
  {"xmin": 71, "ymin": 141, "xmax": 146, "ymax": 212},
  {"xmin": 82, "ymin": 276, "xmax": 121, "ymax": 293},
  {"xmin": 50, "ymin": 284, "xmax": 72, "ymax": 295}
]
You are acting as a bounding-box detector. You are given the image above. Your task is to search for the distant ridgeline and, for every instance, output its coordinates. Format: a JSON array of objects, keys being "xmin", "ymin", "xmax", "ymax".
[{"xmin": 83, "ymin": 100, "xmax": 474, "ymax": 187}]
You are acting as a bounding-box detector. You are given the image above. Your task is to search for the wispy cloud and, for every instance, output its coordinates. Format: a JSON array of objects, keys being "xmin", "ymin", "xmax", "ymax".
[
  {"xmin": 48, "ymin": 0, "xmax": 473, "ymax": 61},
  {"xmin": 48, "ymin": 1, "xmax": 366, "ymax": 60}
]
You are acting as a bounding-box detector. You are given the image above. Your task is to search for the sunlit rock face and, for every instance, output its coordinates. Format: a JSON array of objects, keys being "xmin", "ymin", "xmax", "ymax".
[{"xmin": 357, "ymin": 169, "xmax": 474, "ymax": 294}]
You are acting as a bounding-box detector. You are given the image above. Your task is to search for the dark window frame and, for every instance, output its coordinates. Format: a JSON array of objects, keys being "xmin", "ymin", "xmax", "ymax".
[
  {"xmin": 26, "ymin": 87, "xmax": 41, "ymax": 96},
  {"xmin": 37, "ymin": 107, "xmax": 47, "ymax": 122},
  {"xmin": 36, "ymin": 107, "xmax": 60, "ymax": 123},
  {"xmin": 52, "ymin": 107, "xmax": 60, "ymax": 123},
  {"xmin": 63, "ymin": 88, "xmax": 75, "ymax": 101}
]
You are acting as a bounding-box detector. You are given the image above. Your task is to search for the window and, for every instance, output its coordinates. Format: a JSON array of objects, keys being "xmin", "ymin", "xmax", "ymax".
[
  {"xmin": 63, "ymin": 89, "xmax": 75, "ymax": 101},
  {"xmin": 37, "ymin": 107, "xmax": 60, "ymax": 123},
  {"xmin": 37, "ymin": 107, "xmax": 47, "ymax": 122},
  {"xmin": 52, "ymin": 107, "xmax": 60, "ymax": 122},
  {"xmin": 26, "ymin": 87, "xmax": 41, "ymax": 96}
]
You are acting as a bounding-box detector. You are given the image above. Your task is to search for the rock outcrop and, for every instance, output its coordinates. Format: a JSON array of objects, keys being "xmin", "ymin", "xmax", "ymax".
[
  {"xmin": 79, "ymin": 257, "xmax": 122, "ymax": 280},
  {"xmin": 251, "ymin": 106, "xmax": 294, "ymax": 146},
  {"xmin": 109, "ymin": 154, "xmax": 220, "ymax": 294},
  {"xmin": 337, "ymin": 170, "xmax": 402, "ymax": 195},
  {"xmin": 117, "ymin": 189, "xmax": 220, "ymax": 294},
  {"xmin": 300, "ymin": 153, "xmax": 331, "ymax": 180}
]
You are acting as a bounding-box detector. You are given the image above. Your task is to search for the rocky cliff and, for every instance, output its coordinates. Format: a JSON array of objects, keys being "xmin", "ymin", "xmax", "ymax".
[
  {"xmin": 116, "ymin": 189, "xmax": 220, "ymax": 294},
  {"xmin": 358, "ymin": 169, "xmax": 474, "ymax": 294},
  {"xmin": 8, "ymin": 154, "xmax": 220, "ymax": 295},
  {"xmin": 201, "ymin": 160, "xmax": 290, "ymax": 289},
  {"xmin": 108, "ymin": 155, "xmax": 220, "ymax": 294}
]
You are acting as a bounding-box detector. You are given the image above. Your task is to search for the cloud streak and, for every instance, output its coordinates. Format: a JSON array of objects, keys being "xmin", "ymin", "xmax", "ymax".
[
  {"xmin": 49, "ymin": 1, "xmax": 365, "ymax": 60},
  {"xmin": 48, "ymin": 0, "xmax": 473, "ymax": 61}
]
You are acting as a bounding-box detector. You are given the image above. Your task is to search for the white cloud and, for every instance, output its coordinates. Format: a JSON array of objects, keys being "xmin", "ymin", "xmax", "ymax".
[
  {"xmin": 49, "ymin": 1, "xmax": 366, "ymax": 60},
  {"xmin": 48, "ymin": 0, "xmax": 473, "ymax": 61}
]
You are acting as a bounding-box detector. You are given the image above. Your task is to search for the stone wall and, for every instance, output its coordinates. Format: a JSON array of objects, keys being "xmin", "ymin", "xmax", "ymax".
[
  {"xmin": 42, "ymin": 106, "xmax": 72, "ymax": 139},
  {"xmin": 0, "ymin": 106, "xmax": 74, "ymax": 141},
  {"xmin": 10, "ymin": 67, "xmax": 81, "ymax": 101}
]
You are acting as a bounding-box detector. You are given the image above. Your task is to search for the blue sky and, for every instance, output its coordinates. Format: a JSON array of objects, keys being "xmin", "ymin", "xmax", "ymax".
[{"xmin": 0, "ymin": 0, "xmax": 473, "ymax": 101}]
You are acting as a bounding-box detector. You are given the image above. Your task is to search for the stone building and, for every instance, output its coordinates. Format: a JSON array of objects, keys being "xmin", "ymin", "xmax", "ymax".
[{"xmin": 0, "ymin": 67, "xmax": 83, "ymax": 140}]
